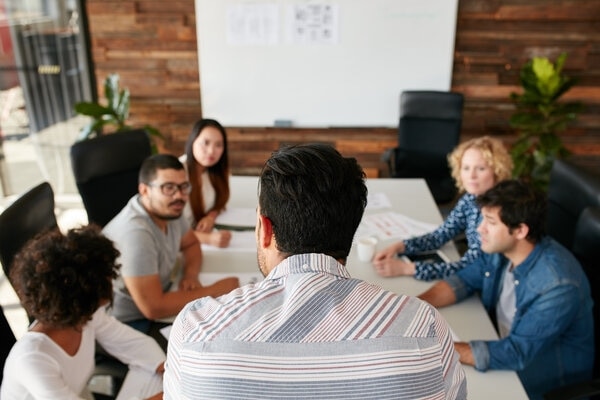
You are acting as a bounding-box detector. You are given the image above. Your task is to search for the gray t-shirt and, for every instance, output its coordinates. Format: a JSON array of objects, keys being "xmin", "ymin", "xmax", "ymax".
[{"xmin": 103, "ymin": 194, "xmax": 189, "ymax": 322}]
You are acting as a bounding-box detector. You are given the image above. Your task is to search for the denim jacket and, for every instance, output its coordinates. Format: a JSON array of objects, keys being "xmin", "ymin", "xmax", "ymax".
[{"xmin": 445, "ymin": 237, "xmax": 594, "ymax": 400}]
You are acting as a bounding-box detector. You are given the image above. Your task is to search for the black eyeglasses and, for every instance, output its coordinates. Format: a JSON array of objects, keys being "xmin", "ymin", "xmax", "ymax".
[{"xmin": 147, "ymin": 182, "xmax": 192, "ymax": 196}]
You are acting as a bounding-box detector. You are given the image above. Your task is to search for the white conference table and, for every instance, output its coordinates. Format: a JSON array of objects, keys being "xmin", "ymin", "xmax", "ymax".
[{"xmin": 196, "ymin": 176, "xmax": 528, "ymax": 399}]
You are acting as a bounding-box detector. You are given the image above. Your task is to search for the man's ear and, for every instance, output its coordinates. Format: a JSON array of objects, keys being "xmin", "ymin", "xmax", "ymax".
[
  {"xmin": 514, "ymin": 223, "xmax": 530, "ymax": 240},
  {"xmin": 138, "ymin": 182, "xmax": 148, "ymax": 196},
  {"xmin": 257, "ymin": 214, "xmax": 274, "ymax": 249}
]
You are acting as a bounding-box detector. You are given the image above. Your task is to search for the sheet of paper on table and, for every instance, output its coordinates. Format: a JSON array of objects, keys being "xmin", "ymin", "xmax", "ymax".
[
  {"xmin": 355, "ymin": 211, "xmax": 438, "ymax": 241},
  {"xmin": 116, "ymin": 366, "xmax": 163, "ymax": 400},
  {"xmin": 366, "ymin": 192, "xmax": 392, "ymax": 210}
]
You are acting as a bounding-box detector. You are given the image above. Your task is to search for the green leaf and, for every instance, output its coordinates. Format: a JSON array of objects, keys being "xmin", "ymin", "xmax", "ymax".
[
  {"xmin": 105, "ymin": 74, "xmax": 121, "ymax": 111},
  {"xmin": 509, "ymin": 53, "xmax": 581, "ymax": 191},
  {"xmin": 115, "ymin": 89, "xmax": 130, "ymax": 126},
  {"xmin": 143, "ymin": 125, "xmax": 164, "ymax": 140},
  {"xmin": 74, "ymin": 102, "xmax": 113, "ymax": 118},
  {"xmin": 555, "ymin": 52, "xmax": 567, "ymax": 74}
]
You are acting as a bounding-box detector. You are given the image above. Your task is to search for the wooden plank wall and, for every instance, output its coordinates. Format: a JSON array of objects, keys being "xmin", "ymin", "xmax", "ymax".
[{"xmin": 85, "ymin": 0, "xmax": 600, "ymax": 177}]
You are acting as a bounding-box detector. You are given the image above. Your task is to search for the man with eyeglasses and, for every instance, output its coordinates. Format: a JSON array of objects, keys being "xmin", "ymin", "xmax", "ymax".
[{"xmin": 103, "ymin": 154, "xmax": 239, "ymax": 349}]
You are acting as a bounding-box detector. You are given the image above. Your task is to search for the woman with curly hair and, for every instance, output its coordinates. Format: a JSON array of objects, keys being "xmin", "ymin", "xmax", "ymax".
[
  {"xmin": 182, "ymin": 118, "xmax": 232, "ymax": 248},
  {"xmin": 373, "ymin": 136, "xmax": 513, "ymax": 281},
  {"xmin": 1, "ymin": 225, "xmax": 165, "ymax": 400}
]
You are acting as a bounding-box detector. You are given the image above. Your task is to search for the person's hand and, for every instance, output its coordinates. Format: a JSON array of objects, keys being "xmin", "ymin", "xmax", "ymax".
[
  {"xmin": 208, "ymin": 230, "xmax": 232, "ymax": 248},
  {"xmin": 454, "ymin": 342, "xmax": 475, "ymax": 366},
  {"xmin": 373, "ymin": 256, "xmax": 415, "ymax": 277},
  {"xmin": 179, "ymin": 275, "xmax": 202, "ymax": 291},
  {"xmin": 196, "ymin": 212, "xmax": 217, "ymax": 233},
  {"xmin": 373, "ymin": 241, "xmax": 405, "ymax": 263},
  {"xmin": 155, "ymin": 362, "xmax": 165, "ymax": 374}
]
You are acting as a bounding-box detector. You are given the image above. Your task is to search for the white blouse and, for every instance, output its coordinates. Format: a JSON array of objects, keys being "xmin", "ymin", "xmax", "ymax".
[{"xmin": 1, "ymin": 307, "xmax": 165, "ymax": 400}]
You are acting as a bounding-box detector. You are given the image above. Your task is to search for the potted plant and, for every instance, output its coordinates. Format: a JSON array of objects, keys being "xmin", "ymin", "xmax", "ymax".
[
  {"xmin": 74, "ymin": 73, "xmax": 163, "ymax": 152},
  {"xmin": 509, "ymin": 53, "xmax": 583, "ymax": 190}
]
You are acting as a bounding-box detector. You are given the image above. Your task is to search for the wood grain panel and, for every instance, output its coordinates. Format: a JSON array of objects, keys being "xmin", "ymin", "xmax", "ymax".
[{"xmin": 84, "ymin": 0, "xmax": 600, "ymax": 176}]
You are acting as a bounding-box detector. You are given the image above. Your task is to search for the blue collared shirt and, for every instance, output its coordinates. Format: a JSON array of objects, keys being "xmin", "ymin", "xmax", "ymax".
[{"xmin": 445, "ymin": 237, "xmax": 594, "ymax": 400}]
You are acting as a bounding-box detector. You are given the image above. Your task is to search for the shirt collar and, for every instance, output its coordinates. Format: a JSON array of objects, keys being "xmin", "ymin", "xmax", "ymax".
[
  {"xmin": 267, "ymin": 253, "xmax": 351, "ymax": 280},
  {"xmin": 512, "ymin": 236, "xmax": 550, "ymax": 279}
]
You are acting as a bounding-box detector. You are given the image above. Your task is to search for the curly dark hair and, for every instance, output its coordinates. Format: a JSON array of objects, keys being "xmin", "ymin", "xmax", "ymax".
[{"xmin": 9, "ymin": 225, "xmax": 121, "ymax": 328}]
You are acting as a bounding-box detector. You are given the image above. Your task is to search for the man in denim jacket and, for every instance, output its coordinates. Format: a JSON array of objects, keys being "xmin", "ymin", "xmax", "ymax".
[{"xmin": 418, "ymin": 180, "xmax": 594, "ymax": 400}]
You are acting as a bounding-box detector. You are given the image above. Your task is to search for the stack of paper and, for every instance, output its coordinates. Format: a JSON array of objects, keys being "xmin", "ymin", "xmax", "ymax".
[{"xmin": 355, "ymin": 212, "xmax": 437, "ymax": 241}]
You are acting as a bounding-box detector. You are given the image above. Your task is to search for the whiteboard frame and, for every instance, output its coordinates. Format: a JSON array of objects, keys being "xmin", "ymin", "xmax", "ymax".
[{"xmin": 195, "ymin": 0, "xmax": 459, "ymax": 128}]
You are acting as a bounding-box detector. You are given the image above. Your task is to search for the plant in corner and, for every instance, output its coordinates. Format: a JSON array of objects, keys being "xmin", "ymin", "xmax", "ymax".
[
  {"xmin": 74, "ymin": 73, "xmax": 163, "ymax": 152},
  {"xmin": 509, "ymin": 53, "xmax": 583, "ymax": 191}
]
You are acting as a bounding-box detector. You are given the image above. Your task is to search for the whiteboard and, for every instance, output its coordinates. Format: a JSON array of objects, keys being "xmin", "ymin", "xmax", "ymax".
[{"xmin": 195, "ymin": 0, "xmax": 459, "ymax": 127}]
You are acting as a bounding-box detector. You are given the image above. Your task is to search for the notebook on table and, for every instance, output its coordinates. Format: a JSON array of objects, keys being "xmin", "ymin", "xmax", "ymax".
[{"xmin": 116, "ymin": 367, "xmax": 163, "ymax": 400}]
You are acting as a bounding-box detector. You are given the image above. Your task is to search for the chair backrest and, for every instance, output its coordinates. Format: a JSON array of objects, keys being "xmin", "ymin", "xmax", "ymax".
[
  {"xmin": 573, "ymin": 207, "xmax": 600, "ymax": 377},
  {"xmin": 547, "ymin": 159, "xmax": 600, "ymax": 249},
  {"xmin": 392, "ymin": 90, "xmax": 464, "ymax": 204},
  {"xmin": 0, "ymin": 181, "xmax": 58, "ymax": 278},
  {"xmin": 398, "ymin": 90, "xmax": 464, "ymax": 155},
  {"xmin": 70, "ymin": 129, "xmax": 152, "ymax": 227}
]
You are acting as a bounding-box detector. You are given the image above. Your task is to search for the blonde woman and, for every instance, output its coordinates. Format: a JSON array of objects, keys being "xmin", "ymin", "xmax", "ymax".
[{"xmin": 373, "ymin": 136, "xmax": 513, "ymax": 281}]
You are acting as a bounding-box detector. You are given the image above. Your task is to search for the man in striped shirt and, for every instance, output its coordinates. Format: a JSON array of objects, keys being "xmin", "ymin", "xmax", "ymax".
[{"xmin": 164, "ymin": 143, "xmax": 467, "ymax": 399}]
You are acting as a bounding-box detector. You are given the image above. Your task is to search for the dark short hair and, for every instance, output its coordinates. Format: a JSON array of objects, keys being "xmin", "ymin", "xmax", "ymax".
[
  {"xmin": 477, "ymin": 180, "xmax": 546, "ymax": 243},
  {"xmin": 139, "ymin": 153, "xmax": 184, "ymax": 184},
  {"xmin": 259, "ymin": 143, "xmax": 367, "ymax": 261},
  {"xmin": 9, "ymin": 225, "xmax": 120, "ymax": 328}
]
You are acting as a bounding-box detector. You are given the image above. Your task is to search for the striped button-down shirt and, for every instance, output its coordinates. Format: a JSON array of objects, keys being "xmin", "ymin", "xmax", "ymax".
[{"xmin": 164, "ymin": 253, "xmax": 466, "ymax": 399}]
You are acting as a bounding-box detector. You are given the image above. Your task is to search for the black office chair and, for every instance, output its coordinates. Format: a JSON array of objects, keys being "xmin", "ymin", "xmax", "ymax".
[
  {"xmin": 547, "ymin": 159, "xmax": 600, "ymax": 250},
  {"xmin": 544, "ymin": 207, "xmax": 600, "ymax": 400},
  {"xmin": 70, "ymin": 129, "xmax": 152, "ymax": 227},
  {"xmin": 0, "ymin": 182, "xmax": 59, "ymax": 281},
  {"xmin": 0, "ymin": 304, "xmax": 17, "ymax": 385},
  {"xmin": 382, "ymin": 90, "xmax": 464, "ymax": 204}
]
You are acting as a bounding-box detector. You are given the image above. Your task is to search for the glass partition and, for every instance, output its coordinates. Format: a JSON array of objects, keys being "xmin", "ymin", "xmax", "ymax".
[{"xmin": 0, "ymin": 0, "xmax": 92, "ymax": 196}]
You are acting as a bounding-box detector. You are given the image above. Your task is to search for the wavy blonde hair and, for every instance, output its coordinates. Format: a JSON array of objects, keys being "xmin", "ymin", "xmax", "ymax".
[{"xmin": 448, "ymin": 136, "xmax": 513, "ymax": 193}]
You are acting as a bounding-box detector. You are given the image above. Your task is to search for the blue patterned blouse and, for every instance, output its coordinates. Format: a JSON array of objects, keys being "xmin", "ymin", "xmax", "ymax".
[{"xmin": 404, "ymin": 193, "xmax": 482, "ymax": 281}]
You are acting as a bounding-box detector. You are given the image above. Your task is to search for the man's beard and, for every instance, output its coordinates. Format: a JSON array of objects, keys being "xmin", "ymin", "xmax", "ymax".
[
  {"xmin": 256, "ymin": 246, "xmax": 268, "ymax": 277},
  {"xmin": 152, "ymin": 200, "xmax": 185, "ymax": 220}
]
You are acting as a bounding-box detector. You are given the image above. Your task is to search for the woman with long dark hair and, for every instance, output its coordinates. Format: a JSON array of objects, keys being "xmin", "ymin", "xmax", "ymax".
[{"xmin": 183, "ymin": 118, "xmax": 232, "ymax": 247}]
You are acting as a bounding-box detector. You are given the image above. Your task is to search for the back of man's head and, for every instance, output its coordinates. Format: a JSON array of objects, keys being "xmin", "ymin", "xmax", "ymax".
[
  {"xmin": 477, "ymin": 179, "xmax": 547, "ymax": 243},
  {"xmin": 139, "ymin": 154, "xmax": 184, "ymax": 184},
  {"xmin": 259, "ymin": 143, "xmax": 367, "ymax": 261}
]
